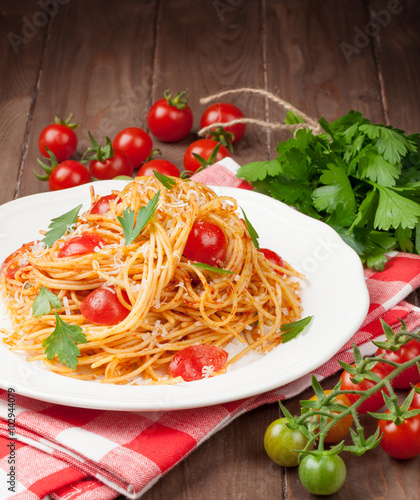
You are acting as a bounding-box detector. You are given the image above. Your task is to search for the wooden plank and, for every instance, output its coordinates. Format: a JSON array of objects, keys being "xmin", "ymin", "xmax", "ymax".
[
  {"xmin": 17, "ymin": 0, "xmax": 158, "ymax": 199},
  {"xmin": 0, "ymin": 0, "xmax": 48, "ymax": 205},
  {"xmin": 370, "ymin": 0, "xmax": 420, "ymax": 133},
  {"xmin": 264, "ymin": 0, "xmax": 385, "ymax": 157},
  {"xmin": 151, "ymin": 0, "xmax": 268, "ymax": 172}
]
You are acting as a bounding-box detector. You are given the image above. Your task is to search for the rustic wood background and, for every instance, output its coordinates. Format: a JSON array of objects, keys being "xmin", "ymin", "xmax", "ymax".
[{"xmin": 0, "ymin": 0, "xmax": 419, "ymax": 498}]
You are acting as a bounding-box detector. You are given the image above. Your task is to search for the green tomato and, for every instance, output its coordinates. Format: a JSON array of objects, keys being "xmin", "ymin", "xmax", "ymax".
[
  {"xmin": 298, "ymin": 454, "xmax": 346, "ymax": 495},
  {"xmin": 263, "ymin": 418, "xmax": 313, "ymax": 467}
]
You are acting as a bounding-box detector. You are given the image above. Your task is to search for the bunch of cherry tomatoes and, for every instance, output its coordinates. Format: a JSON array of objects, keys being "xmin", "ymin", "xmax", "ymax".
[{"xmin": 35, "ymin": 92, "xmax": 246, "ymax": 191}]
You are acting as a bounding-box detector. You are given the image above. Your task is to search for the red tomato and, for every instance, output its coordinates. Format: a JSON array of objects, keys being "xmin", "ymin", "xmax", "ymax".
[
  {"xmin": 38, "ymin": 119, "xmax": 78, "ymax": 162},
  {"xmin": 378, "ymin": 411, "xmax": 420, "ymax": 459},
  {"xmin": 90, "ymin": 194, "xmax": 119, "ymax": 215},
  {"xmin": 1, "ymin": 241, "xmax": 35, "ymax": 279},
  {"xmin": 147, "ymin": 91, "xmax": 193, "ymax": 142},
  {"xmin": 58, "ymin": 233, "xmax": 106, "ymax": 258},
  {"xmin": 183, "ymin": 221, "xmax": 228, "ymax": 266},
  {"xmin": 410, "ymin": 384, "xmax": 420, "ymax": 409},
  {"xmin": 339, "ymin": 362, "xmax": 393, "ymax": 414},
  {"xmin": 80, "ymin": 287, "xmax": 130, "ymax": 325},
  {"xmin": 183, "ymin": 139, "xmax": 231, "ymax": 173},
  {"xmin": 48, "ymin": 160, "xmax": 91, "ymax": 191},
  {"xmin": 200, "ymin": 103, "xmax": 246, "ymax": 143},
  {"xmin": 260, "ymin": 248, "xmax": 285, "ymax": 268},
  {"xmin": 168, "ymin": 345, "xmax": 228, "ymax": 381},
  {"xmin": 112, "ymin": 127, "xmax": 153, "ymax": 169},
  {"xmin": 89, "ymin": 149, "xmax": 133, "ymax": 180},
  {"xmin": 376, "ymin": 340, "xmax": 420, "ymax": 389},
  {"xmin": 137, "ymin": 159, "xmax": 180, "ymax": 177}
]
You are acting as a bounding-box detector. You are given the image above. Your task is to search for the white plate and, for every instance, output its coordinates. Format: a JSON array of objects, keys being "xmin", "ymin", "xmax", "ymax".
[{"xmin": 0, "ymin": 181, "xmax": 369, "ymax": 411}]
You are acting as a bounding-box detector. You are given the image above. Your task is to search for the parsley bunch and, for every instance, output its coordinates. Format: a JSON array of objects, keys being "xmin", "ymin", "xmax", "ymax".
[{"xmin": 237, "ymin": 111, "xmax": 420, "ymax": 270}]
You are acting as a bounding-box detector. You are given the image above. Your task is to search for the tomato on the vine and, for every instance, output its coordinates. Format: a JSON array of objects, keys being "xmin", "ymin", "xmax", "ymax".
[
  {"xmin": 168, "ymin": 345, "xmax": 228, "ymax": 381},
  {"xmin": 339, "ymin": 362, "xmax": 393, "ymax": 414},
  {"xmin": 410, "ymin": 384, "xmax": 420, "ymax": 410},
  {"xmin": 112, "ymin": 127, "xmax": 153, "ymax": 169},
  {"xmin": 378, "ymin": 411, "xmax": 420, "ymax": 459},
  {"xmin": 183, "ymin": 139, "xmax": 231, "ymax": 173},
  {"xmin": 298, "ymin": 454, "xmax": 346, "ymax": 496},
  {"xmin": 264, "ymin": 418, "xmax": 313, "ymax": 467},
  {"xmin": 84, "ymin": 133, "xmax": 133, "ymax": 180},
  {"xmin": 183, "ymin": 221, "xmax": 228, "ymax": 266},
  {"xmin": 147, "ymin": 91, "xmax": 193, "ymax": 142},
  {"xmin": 200, "ymin": 102, "xmax": 246, "ymax": 143},
  {"xmin": 58, "ymin": 233, "xmax": 106, "ymax": 258},
  {"xmin": 80, "ymin": 286, "xmax": 130, "ymax": 325},
  {"xmin": 38, "ymin": 114, "xmax": 78, "ymax": 162},
  {"xmin": 48, "ymin": 160, "xmax": 91, "ymax": 191},
  {"xmin": 1, "ymin": 241, "xmax": 35, "ymax": 279},
  {"xmin": 376, "ymin": 339, "xmax": 420, "ymax": 389},
  {"xmin": 260, "ymin": 248, "xmax": 284, "ymax": 269},
  {"xmin": 137, "ymin": 159, "xmax": 180, "ymax": 177}
]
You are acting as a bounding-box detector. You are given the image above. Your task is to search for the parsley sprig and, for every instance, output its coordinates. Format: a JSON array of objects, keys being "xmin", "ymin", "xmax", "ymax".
[
  {"xmin": 32, "ymin": 286, "xmax": 62, "ymax": 317},
  {"xmin": 118, "ymin": 191, "xmax": 160, "ymax": 245},
  {"xmin": 42, "ymin": 205, "xmax": 83, "ymax": 247},
  {"xmin": 237, "ymin": 111, "xmax": 420, "ymax": 270}
]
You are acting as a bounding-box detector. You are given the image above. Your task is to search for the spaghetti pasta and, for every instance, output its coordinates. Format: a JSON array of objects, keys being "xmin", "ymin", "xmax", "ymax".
[{"xmin": 0, "ymin": 177, "xmax": 304, "ymax": 384}]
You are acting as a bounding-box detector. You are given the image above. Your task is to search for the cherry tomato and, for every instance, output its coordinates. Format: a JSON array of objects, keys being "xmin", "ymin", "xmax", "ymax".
[
  {"xmin": 376, "ymin": 340, "xmax": 420, "ymax": 389},
  {"xmin": 89, "ymin": 149, "xmax": 133, "ymax": 180},
  {"xmin": 264, "ymin": 418, "xmax": 313, "ymax": 467},
  {"xmin": 260, "ymin": 248, "xmax": 285, "ymax": 269},
  {"xmin": 1, "ymin": 241, "xmax": 35, "ymax": 279},
  {"xmin": 339, "ymin": 362, "xmax": 393, "ymax": 414},
  {"xmin": 200, "ymin": 103, "xmax": 246, "ymax": 143},
  {"xmin": 38, "ymin": 116, "xmax": 78, "ymax": 162},
  {"xmin": 58, "ymin": 233, "xmax": 106, "ymax": 258},
  {"xmin": 183, "ymin": 221, "xmax": 228, "ymax": 266},
  {"xmin": 410, "ymin": 384, "xmax": 420, "ymax": 410},
  {"xmin": 183, "ymin": 139, "xmax": 231, "ymax": 173},
  {"xmin": 378, "ymin": 411, "xmax": 420, "ymax": 459},
  {"xmin": 90, "ymin": 194, "xmax": 120, "ymax": 215},
  {"xmin": 80, "ymin": 286, "xmax": 130, "ymax": 325},
  {"xmin": 299, "ymin": 454, "xmax": 346, "ymax": 496},
  {"xmin": 112, "ymin": 127, "xmax": 153, "ymax": 169},
  {"xmin": 168, "ymin": 345, "xmax": 228, "ymax": 381},
  {"xmin": 147, "ymin": 91, "xmax": 193, "ymax": 142},
  {"xmin": 307, "ymin": 390, "xmax": 353, "ymax": 443},
  {"xmin": 48, "ymin": 160, "xmax": 91, "ymax": 191},
  {"xmin": 137, "ymin": 159, "xmax": 180, "ymax": 177}
]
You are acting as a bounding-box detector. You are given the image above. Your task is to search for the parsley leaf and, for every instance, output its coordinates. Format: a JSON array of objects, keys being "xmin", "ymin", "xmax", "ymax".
[
  {"xmin": 280, "ymin": 316, "xmax": 313, "ymax": 343},
  {"xmin": 118, "ymin": 191, "xmax": 160, "ymax": 245},
  {"xmin": 32, "ymin": 286, "xmax": 62, "ymax": 317},
  {"xmin": 42, "ymin": 205, "xmax": 83, "ymax": 247},
  {"xmin": 241, "ymin": 208, "xmax": 259, "ymax": 249},
  {"xmin": 375, "ymin": 185, "xmax": 420, "ymax": 230},
  {"xmin": 153, "ymin": 170, "xmax": 176, "ymax": 189},
  {"xmin": 312, "ymin": 163, "xmax": 356, "ymax": 214},
  {"xmin": 192, "ymin": 263, "xmax": 234, "ymax": 274},
  {"xmin": 42, "ymin": 312, "xmax": 87, "ymax": 370}
]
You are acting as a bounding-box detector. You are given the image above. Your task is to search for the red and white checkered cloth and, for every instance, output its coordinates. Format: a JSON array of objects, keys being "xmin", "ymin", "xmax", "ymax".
[{"xmin": 1, "ymin": 160, "xmax": 420, "ymax": 500}]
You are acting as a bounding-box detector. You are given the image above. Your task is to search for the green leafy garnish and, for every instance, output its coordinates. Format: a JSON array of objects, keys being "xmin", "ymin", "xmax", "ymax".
[
  {"xmin": 41, "ymin": 204, "xmax": 83, "ymax": 247},
  {"xmin": 42, "ymin": 312, "xmax": 87, "ymax": 370},
  {"xmin": 192, "ymin": 262, "xmax": 234, "ymax": 274},
  {"xmin": 237, "ymin": 112, "xmax": 420, "ymax": 270},
  {"xmin": 153, "ymin": 170, "xmax": 176, "ymax": 189},
  {"xmin": 280, "ymin": 316, "xmax": 313, "ymax": 343},
  {"xmin": 32, "ymin": 286, "xmax": 62, "ymax": 317},
  {"xmin": 118, "ymin": 191, "xmax": 160, "ymax": 245},
  {"xmin": 241, "ymin": 208, "xmax": 259, "ymax": 249}
]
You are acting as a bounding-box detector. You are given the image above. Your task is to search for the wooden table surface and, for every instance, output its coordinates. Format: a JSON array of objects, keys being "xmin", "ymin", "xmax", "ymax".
[{"xmin": 1, "ymin": 1, "xmax": 419, "ymax": 498}]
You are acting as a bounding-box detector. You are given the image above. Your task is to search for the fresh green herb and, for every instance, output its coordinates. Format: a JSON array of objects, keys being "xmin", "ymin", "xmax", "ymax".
[
  {"xmin": 153, "ymin": 170, "xmax": 176, "ymax": 189},
  {"xmin": 280, "ymin": 315, "xmax": 313, "ymax": 343},
  {"xmin": 118, "ymin": 191, "xmax": 160, "ymax": 245},
  {"xmin": 41, "ymin": 204, "xmax": 83, "ymax": 247},
  {"xmin": 237, "ymin": 111, "xmax": 420, "ymax": 270},
  {"xmin": 42, "ymin": 312, "xmax": 87, "ymax": 370},
  {"xmin": 241, "ymin": 208, "xmax": 260, "ymax": 249},
  {"xmin": 192, "ymin": 262, "xmax": 234, "ymax": 274},
  {"xmin": 32, "ymin": 286, "xmax": 62, "ymax": 317}
]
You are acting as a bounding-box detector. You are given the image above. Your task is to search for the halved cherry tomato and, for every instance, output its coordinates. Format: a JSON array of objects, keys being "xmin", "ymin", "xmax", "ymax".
[
  {"xmin": 260, "ymin": 248, "xmax": 285, "ymax": 268},
  {"xmin": 168, "ymin": 345, "xmax": 228, "ymax": 381},
  {"xmin": 137, "ymin": 159, "xmax": 180, "ymax": 177},
  {"xmin": 80, "ymin": 286, "xmax": 130, "ymax": 325},
  {"xmin": 49, "ymin": 160, "xmax": 91, "ymax": 191},
  {"xmin": 38, "ymin": 115, "xmax": 78, "ymax": 162},
  {"xmin": 90, "ymin": 194, "xmax": 120, "ymax": 215},
  {"xmin": 378, "ymin": 411, "xmax": 420, "ymax": 459},
  {"xmin": 183, "ymin": 221, "xmax": 228, "ymax": 266},
  {"xmin": 1, "ymin": 241, "xmax": 35, "ymax": 279},
  {"xmin": 307, "ymin": 390, "xmax": 353, "ymax": 443},
  {"xmin": 183, "ymin": 139, "xmax": 231, "ymax": 173},
  {"xmin": 376, "ymin": 340, "xmax": 420, "ymax": 389},
  {"xmin": 58, "ymin": 233, "xmax": 106, "ymax": 258},
  {"xmin": 200, "ymin": 103, "xmax": 246, "ymax": 143},
  {"xmin": 112, "ymin": 127, "xmax": 153, "ymax": 169}
]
